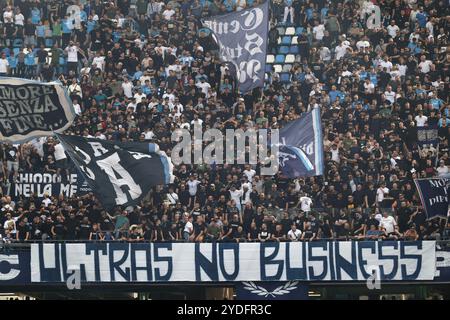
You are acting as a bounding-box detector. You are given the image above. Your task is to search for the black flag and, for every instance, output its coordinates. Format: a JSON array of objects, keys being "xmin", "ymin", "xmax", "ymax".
[
  {"xmin": 56, "ymin": 134, "xmax": 173, "ymax": 209},
  {"xmin": 0, "ymin": 78, "xmax": 75, "ymax": 143}
]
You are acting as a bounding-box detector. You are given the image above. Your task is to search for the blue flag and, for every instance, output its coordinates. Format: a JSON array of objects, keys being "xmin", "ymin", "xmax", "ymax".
[
  {"xmin": 203, "ymin": 2, "xmax": 269, "ymax": 93},
  {"xmin": 414, "ymin": 178, "xmax": 449, "ymax": 218},
  {"xmin": 278, "ymin": 108, "xmax": 324, "ymax": 178}
]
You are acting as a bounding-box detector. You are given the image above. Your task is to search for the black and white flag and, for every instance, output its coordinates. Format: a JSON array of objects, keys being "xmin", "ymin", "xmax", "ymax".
[
  {"xmin": 0, "ymin": 78, "xmax": 75, "ymax": 143},
  {"xmin": 56, "ymin": 134, "xmax": 173, "ymax": 210},
  {"xmin": 203, "ymin": 1, "xmax": 269, "ymax": 93}
]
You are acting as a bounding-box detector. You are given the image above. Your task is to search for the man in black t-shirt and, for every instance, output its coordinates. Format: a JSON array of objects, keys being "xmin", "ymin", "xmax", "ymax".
[
  {"xmin": 16, "ymin": 219, "xmax": 30, "ymax": 241},
  {"xmin": 4, "ymin": 144, "xmax": 19, "ymax": 179},
  {"xmin": 293, "ymin": 211, "xmax": 306, "ymax": 232},
  {"xmin": 229, "ymin": 214, "xmax": 242, "ymax": 234},
  {"xmin": 280, "ymin": 212, "xmax": 292, "ymax": 235},
  {"xmin": 352, "ymin": 211, "xmax": 367, "ymax": 237},
  {"xmin": 396, "ymin": 201, "xmax": 413, "ymax": 233},
  {"xmin": 30, "ymin": 216, "xmax": 44, "ymax": 240},
  {"xmin": 52, "ymin": 215, "xmax": 66, "ymax": 240},
  {"xmin": 78, "ymin": 217, "xmax": 92, "ymax": 240},
  {"xmin": 41, "ymin": 217, "xmax": 54, "ymax": 240},
  {"xmin": 308, "ymin": 213, "xmax": 320, "ymax": 234},
  {"xmin": 366, "ymin": 213, "xmax": 380, "ymax": 230},
  {"xmin": 65, "ymin": 212, "xmax": 79, "ymax": 240},
  {"xmin": 271, "ymin": 224, "xmax": 286, "ymax": 242},
  {"xmin": 193, "ymin": 216, "xmax": 207, "ymax": 242},
  {"xmin": 233, "ymin": 226, "xmax": 246, "ymax": 243}
]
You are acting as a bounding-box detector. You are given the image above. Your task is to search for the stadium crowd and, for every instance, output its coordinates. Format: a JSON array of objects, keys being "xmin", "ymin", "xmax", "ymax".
[{"xmin": 0, "ymin": 0, "xmax": 449, "ymax": 243}]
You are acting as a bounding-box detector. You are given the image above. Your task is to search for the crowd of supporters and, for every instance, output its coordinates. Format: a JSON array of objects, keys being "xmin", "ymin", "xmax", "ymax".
[{"xmin": 0, "ymin": 0, "xmax": 449, "ymax": 243}]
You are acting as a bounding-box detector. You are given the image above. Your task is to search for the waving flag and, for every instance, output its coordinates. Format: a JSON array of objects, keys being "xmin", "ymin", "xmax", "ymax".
[
  {"xmin": 56, "ymin": 134, "xmax": 173, "ymax": 209},
  {"xmin": 203, "ymin": 1, "xmax": 269, "ymax": 93},
  {"xmin": 278, "ymin": 108, "xmax": 324, "ymax": 178},
  {"xmin": 0, "ymin": 78, "xmax": 75, "ymax": 143},
  {"xmin": 414, "ymin": 178, "xmax": 450, "ymax": 218}
]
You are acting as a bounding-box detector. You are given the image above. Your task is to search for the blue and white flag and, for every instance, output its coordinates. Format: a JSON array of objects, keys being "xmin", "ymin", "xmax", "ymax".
[
  {"xmin": 278, "ymin": 108, "xmax": 324, "ymax": 178},
  {"xmin": 414, "ymin": 178, "xmax": 450, "ymax": 218},
  {"xmin": 203, "ymin": 2, "xmax": 269, "ymax": 93}
]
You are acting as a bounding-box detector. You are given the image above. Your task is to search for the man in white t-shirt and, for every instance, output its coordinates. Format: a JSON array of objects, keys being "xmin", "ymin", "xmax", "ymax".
[
  {"xmin": 364, "ymin": 78, "xmax": 375, "ymax": 94},
  {"xmin": 53, "ymin": 143, "xmax": 66, "ymax": 162},
  {"xmin": 436, "ymin": 160, "xmax": 450, "ymax": 177},
  {"xmin": 380, "ymin": 56, "xmax": 393, "ymax": 72},
  {"xmin": 414, "ymin": 111, "xmax": 428, "ymax": 127},
  {"xmin": 92, "ymin": 52, "xmax": 105, "ymax": 71},
  {"xmin": 380, "ymin": 211, "xmax": 397, "ymax": 235},
  {"xmin": 330, "ymin": 144, "xmax": 340, "ymax": 163},
  {"xmin": 14, "ymin": 9, "xmax": 25, "ymax": 26},
  {"xmin": 166, "ymin": 187, "xmax": 179, "ymax": 205},
  {"xmin": 287, "ymin": 224, "xmax": 302, "ymax": 241},
  {"xmin": 72, "ymin": 99, "xmax": 82, "ymax": 115},
  {"xmin": 418, "ymin": 55, "xmax": 433, "ymax": 73},
  {"xmin": 384, "ymin": 86, "xmax": 396, "ymax": 104},
  {"xmin": 3, "ymin": 6, "xmax": 13, "ymax": 23},
  {"xmin": 162, "ymin": 5, "xmax": 175, "ymax": 20},
  {"xmin": 243, "ymin": 165, "xmax": 256, "ymax": 182},
  {"xmin": 386, "ymin": 20, "xmax": 400, "ymax": 38},
  {"xmin": 335, "ymin": 42, "xmax": 349, "ymax": 60},
  {"xmin": 42, "ymin": 194, "xmax": 53, "ymax": 207},
  {"xmin": 356, "ymin": 36, "xmax": 370, "ymax": 50},
  {"xmin": 312, "ymin": 20, "xmax": 325, "ymax": 41},
  {"xmin": 376, "ymin": 183, "xmax": 389, "ymax": 205},
  {"xmin": 0, "ymin": 53, "xmax": 9, "ymax": 75},
  {"xmin": 187, "ymin": 175, "xmax": 201, "ymax": 197},
  {"xmin": 143, "ymin": 128, "xmax": 155, "ymax": 140},
  {"xmin": 299, "ymin": 195, "xmax": 312, "ymax": 212},
  {"xmin": 133, "ymin": 88, "xmax": 146, "ymax": 104},
  {"xmin": 196, "ymin": 78, "xmax": 211, "ymax": 96},
  {"xmin": 183, "ymin": 214, "xmax": 193, "ymax": 242},
  {"xmin": 121, "ymin": 77, "xmax": 134, "ymax": 98},
  {"xmin": 229, "ymin": 185, "xmax": 243, "ymax": 211},
  {"xmin": 65, "ymin": 41, "xmax": 79, "ymax": 74}
]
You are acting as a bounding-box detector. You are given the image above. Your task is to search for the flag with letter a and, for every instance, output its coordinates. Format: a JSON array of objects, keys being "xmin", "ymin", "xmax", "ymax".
[{"xmin": 56, "ymin": 134, "xmax": 173, "ymax": 209}]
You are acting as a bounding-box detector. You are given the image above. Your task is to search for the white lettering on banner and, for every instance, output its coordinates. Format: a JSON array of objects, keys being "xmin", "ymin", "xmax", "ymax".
[
  {"xmin": 429, "ymin": 179, "xmax": 448, "ymax": 189},
  {"xmin": 75, "ymin": 146, "xmax": 96, "ymax": 179},
  {"xmin": 29, "ymin": 242, "xmax": 437, "ymax": 283},
  {"xmin": 204, "ymin": 8, "xmax": 263, "ymax": 35},
  {"xmin": 435, "ymin": 251, "xmax": 450, "ymax": 277},
  {"xmin": 220, "ymin": 43, "xmax": 244, "ymax": 60},
  {"xmin": 88, "ymin": 142, "xmax": 109, "ymax": 157},
  {"xmin": 238, "ymin": 60, "xmax": 261, "ymax": 83},
  {"xmin": 0, "ymin": 254, "xmax": 21, "ymax": 281},
  {"xmin": 97, "ymin": 153, "xmax": 142, "ymax": 204},
  {"xmin": 11, "ymin": 173, "xmax": 85, "ymax": 198},
  {"xmin": 0, "ymin": 84, "xmax": 61, "ymax": 134},
  {"xmin": 244, "ymin": 33, "xmax": 264, "ymax": 55},
  {"xmin": 203, "ymin": 5, "xmax": 266, "ymax": 90},
  {"xmin": 241, "ymin": 8, "xmax": 264, "ymax": 31}
]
